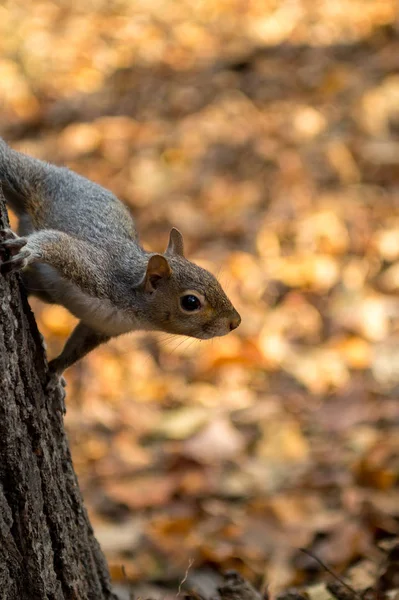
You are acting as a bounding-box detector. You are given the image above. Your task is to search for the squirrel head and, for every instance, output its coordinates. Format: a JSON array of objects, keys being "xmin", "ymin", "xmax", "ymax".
[{"xmin": 138, "ymin": 228, "xmax": 241, "ymax": 339}]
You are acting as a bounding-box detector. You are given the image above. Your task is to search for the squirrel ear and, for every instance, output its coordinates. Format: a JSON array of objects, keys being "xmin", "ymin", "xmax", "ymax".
[
  {"xmin": 166, "ymin": 227, "xmax": 184, "ymax": 257},
  {"xmin": 144, "ymin": 254, "xmax": 172, "ymax": 292}
]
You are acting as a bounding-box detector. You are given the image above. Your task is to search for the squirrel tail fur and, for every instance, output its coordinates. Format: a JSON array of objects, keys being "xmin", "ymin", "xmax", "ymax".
[{"xmin": 0, "ymin": 137, "xmax": 50, "ymax": 216}]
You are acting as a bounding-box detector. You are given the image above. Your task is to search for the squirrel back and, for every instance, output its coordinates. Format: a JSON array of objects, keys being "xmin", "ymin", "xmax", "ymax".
[{"xmin": 0, "ymin": 138, "xmax": 136, "ymax": 244}]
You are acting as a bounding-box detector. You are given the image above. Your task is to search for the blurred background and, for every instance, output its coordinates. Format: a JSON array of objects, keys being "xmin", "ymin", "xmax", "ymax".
[{"xmin": 1, "ymin": 0, "xmax": 399, "ymax": 595}]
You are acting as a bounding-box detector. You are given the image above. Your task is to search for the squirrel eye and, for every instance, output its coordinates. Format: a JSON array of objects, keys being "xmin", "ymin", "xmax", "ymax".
[{"xmin": 180, "ymin": 294, "xmax": 202, "ymax": 312}]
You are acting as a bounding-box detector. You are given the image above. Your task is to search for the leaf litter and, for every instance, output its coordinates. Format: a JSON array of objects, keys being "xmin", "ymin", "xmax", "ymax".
[{"xmin": 1, "ymin": 0, "xmax": 399, "ymax": 598}]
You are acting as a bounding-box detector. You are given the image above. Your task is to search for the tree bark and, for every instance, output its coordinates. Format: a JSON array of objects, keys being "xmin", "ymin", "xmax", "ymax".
[{"xmin": 0, "ymin": 191, "xmax": 117, "ymax": 599}]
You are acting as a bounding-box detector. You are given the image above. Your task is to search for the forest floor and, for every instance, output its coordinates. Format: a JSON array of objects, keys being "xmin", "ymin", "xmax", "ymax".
[{"xmin": 1, "ymin": 1, "xmax": 399, "ymax": 598}]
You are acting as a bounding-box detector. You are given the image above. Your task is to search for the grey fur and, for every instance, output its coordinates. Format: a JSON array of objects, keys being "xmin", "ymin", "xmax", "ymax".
[{"xmin": 0, "ymin": 138, "xmax": 241, "ymax": 377}]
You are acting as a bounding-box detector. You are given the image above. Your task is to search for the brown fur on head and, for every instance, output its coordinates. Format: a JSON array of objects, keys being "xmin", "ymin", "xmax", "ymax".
[{"xmin": 140, "ymin": 228, "xmax": 241, "ymax": 339}]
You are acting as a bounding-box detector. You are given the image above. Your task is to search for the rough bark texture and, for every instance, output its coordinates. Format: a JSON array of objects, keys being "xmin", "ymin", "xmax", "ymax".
[{"xmin": 0, "ymin": 191, "xmax": 117, "ymax": 599}]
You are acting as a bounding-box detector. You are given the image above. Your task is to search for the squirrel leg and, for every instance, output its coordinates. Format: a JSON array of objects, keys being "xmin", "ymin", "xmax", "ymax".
[
  {"xmin": 48, "ymin": 321, "xmax": 110, "ymax": 384},
  {"xmin": 0, "ymin": 228, "xmax": 108, "ymax": 297}
]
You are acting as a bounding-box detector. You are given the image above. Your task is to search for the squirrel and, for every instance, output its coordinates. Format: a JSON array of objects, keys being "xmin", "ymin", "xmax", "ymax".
[{"xmin": 0, "ymin": 138, "xmax": 241, "ymax": 385}]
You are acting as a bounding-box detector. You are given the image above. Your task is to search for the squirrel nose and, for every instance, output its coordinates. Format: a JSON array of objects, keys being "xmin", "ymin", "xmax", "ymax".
[{"xmin": 229, "ymin": 313, "xmax": 241, "ymax": 331}]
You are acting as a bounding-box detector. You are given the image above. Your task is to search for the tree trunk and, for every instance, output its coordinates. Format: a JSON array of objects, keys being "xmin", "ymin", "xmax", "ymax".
[{"xmin": 0, "ymin": 191, "xmax": 117, "ymax": 599}]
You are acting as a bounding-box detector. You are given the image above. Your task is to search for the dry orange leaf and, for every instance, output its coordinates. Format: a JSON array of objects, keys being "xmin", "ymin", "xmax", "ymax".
[{"xmin": 105, "ymin": 475, "xmax": 178, "ymax": 510}]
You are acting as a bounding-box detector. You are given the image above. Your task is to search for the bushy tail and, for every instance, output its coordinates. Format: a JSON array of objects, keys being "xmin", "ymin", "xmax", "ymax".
[{"xmin": 0, "ymin": 138, "xmax": 49, "ymax": 216}]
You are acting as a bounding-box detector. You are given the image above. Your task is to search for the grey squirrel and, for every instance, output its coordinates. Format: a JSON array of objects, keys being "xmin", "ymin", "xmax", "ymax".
[{"xmin": 0, "ymin": 138, "xmax": 240, "ymax": 384}]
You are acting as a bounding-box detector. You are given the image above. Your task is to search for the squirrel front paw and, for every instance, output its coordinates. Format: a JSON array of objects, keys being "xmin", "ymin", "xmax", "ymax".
[
  {"xmin": 46, "ymin": 370, "xmax": 67, "ymax": 413},
  {"xmin": 46, "ymin": 371, "xmax": 67, "ymax": 393},
  {"xmin": 0, "ymin": 229, "xmax": 31, "ymax": 274}
]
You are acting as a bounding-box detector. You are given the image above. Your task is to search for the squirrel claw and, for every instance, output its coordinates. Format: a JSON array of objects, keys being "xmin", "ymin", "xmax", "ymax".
[
  {"xmin": 1, "ymin": 249, "xmax": 32, "ymax": 274},
  {"xmin": 46, "ymin": 372, "xmax": 66, "ymax": 393},
  {"xmin": 0, "ymin": 228, "xmax": 17, "ymax": 239},
  {"xmin": 0, "ymin": 230, "xmax": 31, "ymax": 274},
  {"xmin": 0, "ymin": 228, "xmax": 26, "ymax": 245},
  {"xmin": 2, "ymin": 236, "xmax": 28, "ymax": 251}
]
